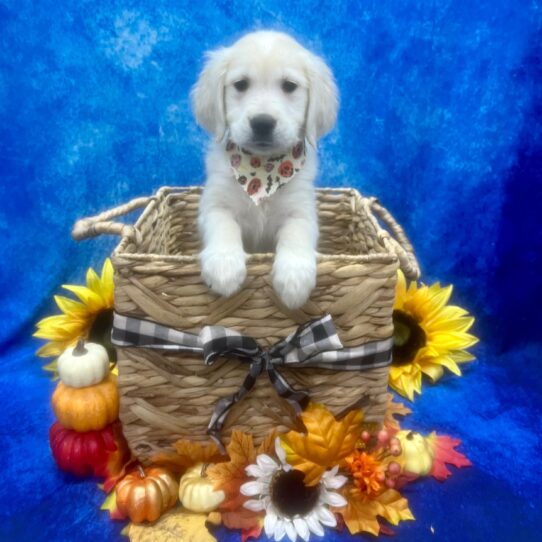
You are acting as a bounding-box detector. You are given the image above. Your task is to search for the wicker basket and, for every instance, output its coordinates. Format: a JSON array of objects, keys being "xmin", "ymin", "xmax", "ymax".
[{"xmin": 73, "ymin": 186, "xmax": 419, "ymax": 463}]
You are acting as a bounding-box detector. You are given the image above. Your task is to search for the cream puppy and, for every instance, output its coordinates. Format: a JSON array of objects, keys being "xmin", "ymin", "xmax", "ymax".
[{"xmin": 192, "ymin": 31, "xmax": 338, "ymax": 309}]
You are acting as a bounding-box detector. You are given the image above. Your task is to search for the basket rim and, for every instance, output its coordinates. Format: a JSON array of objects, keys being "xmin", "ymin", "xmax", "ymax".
[{"xmin": 112, "ymin": 185, "xmax": 399, "ymax": 266}]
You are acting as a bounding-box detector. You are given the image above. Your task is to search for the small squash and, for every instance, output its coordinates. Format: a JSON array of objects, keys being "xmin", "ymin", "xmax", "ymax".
[
  {"xmin": 396, "ymin": 430, "xmax": 435, "ymax": 476},
  {"xmin": 52, "ymin": 375, "xmax": 119, "ymax": 432},
  {"xmin": 116, "ymin": 466, "xmax": 179, "ymax": 523},
  {"xmin": 178, "ymin": 463, "xmax": 225, "ymax": 513},
  {"xmin": 57, "ymin": 339, "xmax": 110, "ymax": 388}
]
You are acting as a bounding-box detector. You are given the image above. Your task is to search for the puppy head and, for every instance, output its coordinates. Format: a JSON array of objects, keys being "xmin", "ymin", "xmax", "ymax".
[{"xmin": 191, "ymin": 31, "xmax": 338, "ymax": 152}]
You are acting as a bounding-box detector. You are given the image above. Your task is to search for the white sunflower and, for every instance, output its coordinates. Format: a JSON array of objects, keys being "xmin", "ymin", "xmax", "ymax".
[{"xmin": 240, "ymin": 438, "xmax": 347, "ymax": 542}]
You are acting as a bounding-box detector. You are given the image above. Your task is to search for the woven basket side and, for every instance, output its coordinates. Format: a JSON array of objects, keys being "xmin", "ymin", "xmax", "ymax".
[
  {"xmin": 115, "ymin": 256, "xmax": 397, "ymax": 462},
  {"xmin": 118, "ymin": 346, "xmax": 390, "ymax": 462},
  {"xmin": 111, "ymin": 186, "xmax": 401, "ymax": 463}
]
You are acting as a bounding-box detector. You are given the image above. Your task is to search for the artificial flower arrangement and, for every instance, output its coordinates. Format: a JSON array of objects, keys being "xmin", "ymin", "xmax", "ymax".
[{"xmin": 35, "ymin": 259, "xmax": 476, "ymax": 541}]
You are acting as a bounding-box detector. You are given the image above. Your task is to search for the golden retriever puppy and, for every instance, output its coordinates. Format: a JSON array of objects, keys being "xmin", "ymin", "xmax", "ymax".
[{"xmin": 192, "ymin": 31, "xmax": 338, "ymax": 309}]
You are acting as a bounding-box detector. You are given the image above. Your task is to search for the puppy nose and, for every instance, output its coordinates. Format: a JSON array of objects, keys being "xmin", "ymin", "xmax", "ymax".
[{"xmin": 250, "ymin": 114, "xmax": 276, "ymax": 138}]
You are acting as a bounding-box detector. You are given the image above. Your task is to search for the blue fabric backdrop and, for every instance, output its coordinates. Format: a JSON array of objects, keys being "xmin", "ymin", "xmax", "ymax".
[{"xmin": 1, "ymin": 0, "xmax": 541, "ymax": 540}]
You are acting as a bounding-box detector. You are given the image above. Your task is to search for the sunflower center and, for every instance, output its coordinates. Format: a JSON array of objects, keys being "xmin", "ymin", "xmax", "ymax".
[
  {"xmin": 88, "ymin": 308, "xmax": 116, "ymax": 362},
  {"xmin": 271, "ymin": 469, "xmax": 320, "ymax": 518},
  {"xmin": 392, "ymin": 310, "xmax": 426, "ymax": 366}
]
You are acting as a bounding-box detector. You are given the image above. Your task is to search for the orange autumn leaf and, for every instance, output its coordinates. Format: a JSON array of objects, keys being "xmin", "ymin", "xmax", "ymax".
[
  {"xmin": 151, "ymin": 440, "xmax": 226, "ymax": 474},
  {"xmin": 334, "ymin": 483, "xmax": 414, "ymax": 536},
  {"xmin": 384, "ymin": 394, "xmax": 412, "ymax": 434},
  {"xmin": 175, "ymin": 440, "xmax": 226, "ymax": 465},
  {"xmin": 256, "ymin": 428, "xmax": 277, "ymax": 456},
  {"xmin": 280, "ymin": 403, "xmax": 363, "ymax": 486}
]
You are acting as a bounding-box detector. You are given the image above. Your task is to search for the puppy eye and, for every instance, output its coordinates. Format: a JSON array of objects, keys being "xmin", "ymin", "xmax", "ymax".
[
  {"xmin": 233, "ymin": 79, "xmax": 249, "ymax": 92},
  {"xmin": 282, "ymin": 80, "xmax": 298, "ymax": 93}
]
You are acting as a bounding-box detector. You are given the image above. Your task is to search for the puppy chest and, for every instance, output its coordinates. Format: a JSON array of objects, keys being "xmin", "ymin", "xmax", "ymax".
[{"xmin": 238, "ymin": 200, "xmax": 278, "ymax": 253}]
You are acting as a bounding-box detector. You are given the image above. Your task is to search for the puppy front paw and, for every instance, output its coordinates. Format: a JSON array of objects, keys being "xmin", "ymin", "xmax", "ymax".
[
  {"xmin": 272, "ymin": 251, "xmax": 317, "ymax": 310},
  {"xmin": 201, "ymin": 248, "xmax": 247, "ymax": 297}
]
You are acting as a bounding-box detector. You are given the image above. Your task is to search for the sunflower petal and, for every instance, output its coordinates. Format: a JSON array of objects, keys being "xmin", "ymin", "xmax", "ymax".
[
  {"xmin": 306, "ymin": 513, "xmax": 324, "ymax": 536},
  {"xmin": 42, "ymin": 360, "xmax": 60, "ymax": 378},
  {"xmin": 284, "ymin": 520, "xmax": 297, "ymax": 542},
  {"xmin": 36, "ymin": 342, "xmax": 66, "ymax": 358},
  {"xmin": 420, "ymin": 363, "xmax": 444, "ymax": 382},
  {"xmin": 400, "ymin": 373, "xmax": 416, "ymax": 401},
  {"xmin": 425, "ymin": 284, "xmax": 453, "ymax": 313},
  {"xmin": 264, "ymin": 510, "xmax": 278, "ymax": 538},
  {"xmin": 100, "ymin": 259, "xmax": 115, "ymax": 306},
  {"xmin": 425, "ymin": 314, "xmax": 475, "ymax": 335},
  {"xmin": 293, "ymin": 518, "xmax": 310, "ymax": 542},
  {"xmin": 244, "ymin": 499, "xmax": 266, "ymax": 512},
  {"xmin": 86, "ymin": 267, "xmax": 104, "ymax": 300},
  {"xmin": 450, "ymin": 350, "xmax": 476, "ymax": 363},
  {"xmin": 33, "ymin": 322, "xmax": 84, "ymax": 340},
  {"xmin": 53, "ymin": 295, "xmax": 87, "ymax": 316},
  {"xmin": 62, "ymin": 284, "xmax": 104, "ymax": 313},
  {"xmin": 395, "ymin": 270, "xmax": 407, "ymax": 306},
  {"xmin": 436, "ymin": 356, "xmax": 463, "ymax": 376},
  {"xmin": 428, "ymin": 332, "xmax": 478, "ymax": 350},
  {"xmin": 35, "ymin": 314, "xmax": 73, "ymax": 329}
]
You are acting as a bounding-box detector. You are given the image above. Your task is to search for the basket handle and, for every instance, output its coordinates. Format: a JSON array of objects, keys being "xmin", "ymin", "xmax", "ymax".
[
  {"xmin": 71, "ymin": 196, "xmax": 153, "ymax": 242},
  {"xmin": 368, "ymin": 198, "xmax": 421, "ymax": 280}
]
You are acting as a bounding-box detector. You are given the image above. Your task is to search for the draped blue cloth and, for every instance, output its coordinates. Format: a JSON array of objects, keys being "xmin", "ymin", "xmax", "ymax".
[{"xmin": 1, "ymin": 0, "xmax": 541, "ymax": 540}]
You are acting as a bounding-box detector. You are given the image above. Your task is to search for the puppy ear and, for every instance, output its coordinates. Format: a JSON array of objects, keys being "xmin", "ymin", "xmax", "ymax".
[
  {"xmin": 304, "ymin": 52, "xmax": 339, "ymax": 146},
  {"xmin": 191, "ymin": 47, "xmax": 230, "ymax": 141}
]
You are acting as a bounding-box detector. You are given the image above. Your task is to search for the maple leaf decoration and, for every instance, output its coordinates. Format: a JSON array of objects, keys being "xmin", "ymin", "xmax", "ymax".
[
  {"xmin": 334, "ymin": 483, "xmax": 414, "ymax": 536},
  {"xmin": 280, "ymin": 403, "xmax": 363, "ymax": 486},
  {"xmin": 241, "ymin": 521, "xmax": 263, "ymax": 542},
  {"xmin": 427, "ymin": 432, "xmax": 472, "ymax": 481},
  {"xmin": 151, "ymin": 440, "xmax": 226, "ymax": 474},
  {"xmin": 206, "ymin": 430, "xmax": 275, "ymax": 531},
  {"xmin": 102, "ymin": 457, "xmax": 139, "ymax": 494},
  {"xmin": 384, "ymin": 393, "xmax": 412, "ymax": 434}
]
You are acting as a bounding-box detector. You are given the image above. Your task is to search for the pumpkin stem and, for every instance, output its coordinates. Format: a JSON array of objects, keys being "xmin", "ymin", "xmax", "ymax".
[
  {"xmin": 73, "ymin": 339, "xmax": 88, "ymax": 356},
  {"xmin": 136, "ymin": 464, "xmax": 146, "ymax": 479}
]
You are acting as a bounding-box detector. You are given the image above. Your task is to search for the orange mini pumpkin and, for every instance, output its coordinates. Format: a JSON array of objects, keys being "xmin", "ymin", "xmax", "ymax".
[
  {"xmin": 52, "ymin": 375, "xmax": 119, "ymax": 432},
  {"xmin": 115, "ymin": 465, "xmax": 179, "ymax": 523}
]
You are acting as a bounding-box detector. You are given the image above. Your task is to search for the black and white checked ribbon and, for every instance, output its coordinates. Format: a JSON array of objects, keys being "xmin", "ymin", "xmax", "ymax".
[{"xmin": 112, "ymin": 312, "xmax": 393, "ymax": 450}]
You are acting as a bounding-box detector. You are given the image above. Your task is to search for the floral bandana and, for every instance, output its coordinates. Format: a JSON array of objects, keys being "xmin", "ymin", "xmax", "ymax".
[{"xmin": 226, "ymin": 140, "xmax": 306, "ymax": 205}]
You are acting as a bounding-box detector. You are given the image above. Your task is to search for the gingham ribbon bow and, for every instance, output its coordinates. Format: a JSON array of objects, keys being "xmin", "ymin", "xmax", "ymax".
[{"xmin": 111, "ymin": 313, "xmax": 393, "ymax": 449}]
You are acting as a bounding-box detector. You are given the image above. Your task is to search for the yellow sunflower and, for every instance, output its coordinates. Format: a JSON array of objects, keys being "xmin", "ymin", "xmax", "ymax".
[
  {"xmin": 34, "ymin": 259, "xmax": 115, "ymax": 374},
  {"xmin": 390, "ymin": 270, "xmax": 478, "ymax": 400}
]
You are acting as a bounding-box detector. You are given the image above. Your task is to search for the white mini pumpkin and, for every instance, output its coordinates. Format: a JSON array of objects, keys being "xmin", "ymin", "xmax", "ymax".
[
  {"xmin": 396, "ymin": 430, "xmax": 435, "ymax": 476},
  {"xmin": 178, "ymin": 463, "xmax": 225, "ymax": 513},
  {"xmin": 57, "ymin": 340, "xmax": 110, "ymax": 388}
]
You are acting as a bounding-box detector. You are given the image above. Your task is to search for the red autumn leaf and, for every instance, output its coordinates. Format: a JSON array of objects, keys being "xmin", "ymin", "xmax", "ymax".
[
  {"xmin": 394, "ymin": 472, "xmax": 419, "ymax": 490},
  {"xmin": 102, "ymin": 457, "xmax": 138, "ymax": 494},
  {"xmin": 241, "ymin": 522, "xmax": 263, "ymax": 542},
  {"xmin": 221, "ymin": 508, "xmax": 261, "ymax": 531},
  {"xmin": 379, "ymin": 522, "xmax": 397, "ymax": 536},
  {"xmin": 427, "ymin": 433, "xmax": 472, "ymax": 481}
]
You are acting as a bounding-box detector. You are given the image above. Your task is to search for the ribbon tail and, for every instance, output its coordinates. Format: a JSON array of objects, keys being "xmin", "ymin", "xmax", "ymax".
[
  {"xmin": 267, "ymin": 363, "xmax": 310, "ymax": 416},
  {"xmin": 206, "ymin": 358, "xmax": 264, "ymax": 452}
]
